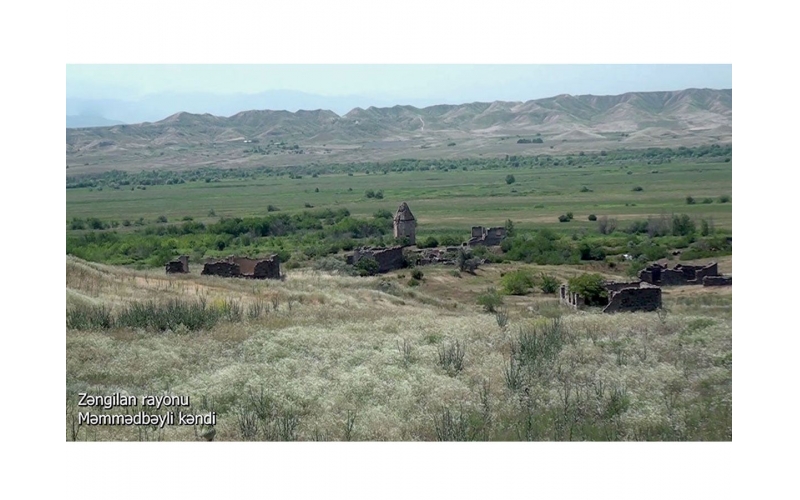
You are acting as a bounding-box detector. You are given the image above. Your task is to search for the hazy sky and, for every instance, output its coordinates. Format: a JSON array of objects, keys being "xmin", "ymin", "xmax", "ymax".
[{"xmin": 67, "ymin": 64, "xmax": 732, "ymax": 103}]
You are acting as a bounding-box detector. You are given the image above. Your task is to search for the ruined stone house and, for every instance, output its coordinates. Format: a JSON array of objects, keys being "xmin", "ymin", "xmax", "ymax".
[
  {"xmin": 201, "ymin": 255, "xmax": 281, "ymax": 279},
  {"xmin": 346, "ymin": 246, "xmax": 405, "ymax": 273},
  {"xmin": 468, "ymin": 226, "xmax": 506, "ymax": 246},
  {"xmin": 393, "ymin": 202, "xmax": 416, "ymax": 245},
  {"xmin": 560, "ymin": 280, "xmax": 662, "ymax": 313},
  {"xmin": 638, "ymin": 262, "xmax": 719, "ymax": 286},
  {"xmin": 165, "ymin": 255, "xmax": 189, "ymax": 274}
]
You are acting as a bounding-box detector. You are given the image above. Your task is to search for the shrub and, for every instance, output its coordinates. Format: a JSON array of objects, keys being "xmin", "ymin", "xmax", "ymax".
[
  {"xmin": 672, "ymin": 214, "xmax": 696, "ymax": 236},
  {"xmin": 686, "ymin": 196, "xmax": 696, "ymax": 205},
  {"xmin": 701, "ymin": 198, "xmax": 714, "ymax": 204},
  {"xmin": 411, "ymin": 269, "xmax": 424, "ymax": 280},
  {"xmin": 588, "ymin": 214, "xmax": 597, "ymax": 221},
  {"xmin": 373, "ymin": 209, "xmax": 393, "ymax": 220},
  {"xmin": 304, "ymin": 203, "xmax": 314, "ymax": 208},
  {"xmin": 539, "ymin": 274, "xmax": 560, "ymax": 294},
  {"xmin": 579, "ymin": 242, "xmax": 606, "ymax": 261},
  {"xmin": 566, "ymin": 212, "xmax": 574, "ymax": 220},
  {"xmin": 418, "ymin": 236, "xmax": 439, "ymax": 248},
  {"xmin": 558, "ymin": 214, "xmax": 570, "ymax": 223},
  {"xmin": 355, "ymin": 257, "xmax": 379, "ymax": 276},
  {"xmin": 437, "ymin": 340, "xmax": 465, "ymax": 376},
  {"xmin": 267, "ymin": 205, "xmax": 280, "ymax": 212},
  {"xmin": 501, "ymin": 270, "xmax": 535, "ymax": 295},
  {"xmin": 597, "ymin": 216, "xmax": 617, "ymax": 235},
  {"xmin": 313, "ymin": 257, "xmax": 355, "ymax": 275},
  {"xmin": 156, "ymin": 215, "xmax": 168, "ymax": 223},
  {"xmin": 477, "ymin": 288, "xmax": 504, "ymax": 313},
  {"xmin": 567, "ymin": 273, "xmax": 607, "ymax": 306},
  {"xmin": 632, "ymin": 186, "xmax": 643, "ymax": 192},
  {"xmin": 408, "ymin": 278, "xmax": 420, "ymax": 287},
  {"xmin": 505, "ymin": 174, "xmax": 516, "ymax": 185},
  {"xmin": 718, "ymin": 195, "xmax": 731, "ymax": 203},
  {"xmin": 580, "ymin": 186, "xmax": 592, "ymax": 192}
]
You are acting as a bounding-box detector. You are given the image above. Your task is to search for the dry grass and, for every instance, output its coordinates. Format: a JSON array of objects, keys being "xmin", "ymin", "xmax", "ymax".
[{"xmin": 66, "ymin": 256, "xmax": 731, "ymax": 441}]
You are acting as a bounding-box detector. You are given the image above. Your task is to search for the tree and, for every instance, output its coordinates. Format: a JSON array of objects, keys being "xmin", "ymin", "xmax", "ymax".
[
  {"xmin": 504, "ymin": 219, "xmax": 516, "ymax": 238},
  {"xmin": 567, "ymin": 273, "xmax": 607, "ymax": 306},
  {"xmin": 505, "ymin": 174, "xmax": 516, "ymax": 185}
]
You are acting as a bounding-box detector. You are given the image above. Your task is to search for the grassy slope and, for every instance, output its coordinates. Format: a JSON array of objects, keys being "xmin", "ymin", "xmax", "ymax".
[{"xmin": 66, "ymin": 256, "xmax": 732, "ymax": 441}]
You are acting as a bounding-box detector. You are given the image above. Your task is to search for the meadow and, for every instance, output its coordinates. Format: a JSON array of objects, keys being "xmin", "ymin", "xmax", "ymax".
[
  {"xmin": 67, "ymin": 156, "xmax": 732, "ymax": 232},
  {"xmin": 66, "ymin": 146, "xmax": 732, "ymax": 441},
  {"xmin": 66, "ymin": 256, "xmax": 732, "ymax": 441}
]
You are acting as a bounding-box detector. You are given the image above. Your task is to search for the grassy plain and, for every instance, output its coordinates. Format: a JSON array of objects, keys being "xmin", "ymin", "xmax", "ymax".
[{"xmin": 67, "ymin": 160, "xmax": 732, "ymax": 233}]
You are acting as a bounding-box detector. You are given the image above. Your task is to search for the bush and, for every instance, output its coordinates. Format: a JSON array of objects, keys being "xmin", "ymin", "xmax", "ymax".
[
  {"xmin": 718, "ymin": 195, "xmax": 731, "ymax": 203},
  {"xmin": 477, "ymin": 288, "xmax": 504, "ymax": 313},
  {"xmin": 588, "ymin": 214, "xmax": 597, "ymax": 221},
  {"xmin": 505, "ymin": 174, "xmax": 516, "ymax": 185},
  {"xmin": 418, "ymin": 236, "xmax": 439, "ymax": 248},
  {"xmin": 558, "ymin": 214, "xmax": 570, "ymax": 223},
  {"xmin": 437, "ymin": 340, "xmax": 465, "ymax": 376},
  {"xmin": 156, "ymin": 215, "xmax": 168, "ymax": 223},
  {"xmin": 567, "ymin": 273, "xmax": 607, "ymax": 306},
  {"xmin": 501, "ymin": 270, "xmax": 535, "ymax": 295},
  {"xmin": 580, "ymin": 186, "xmax": 592, "ymax": 193},
  {"xmin": 632, "ymin": 186, "xmax": 643, "ymax": 192},
  {"xmin": 578, "ymin": 242, "xmax": 606, "ymax": 261},
  {"xmin": 355, "ymin": 257, "xmax": 379, "ymax": 276},
  {"xmin": 672, "ymin": 214, "xmax": 696, "ymax": 236},
  {"xmin": 408, "ymin": 278, "xmax": 420, "ymax": 287},
  {"xmin": 267, "ymin": 205, "xmax": 280, "ymax": 212},
  {"xmin": 597, "ymin": 216, "xmax": 617, "ymax": 235},
  {"xmin": 686, "ymin": 196, "xmax": 696, "ymax": 205},
  {"xmin": 411, "ymin": 269, "xmax": 424, "ymax": 280},
  {"xmin": 539, "ymin": 274, "xmax": 560, "ymax": 294}
]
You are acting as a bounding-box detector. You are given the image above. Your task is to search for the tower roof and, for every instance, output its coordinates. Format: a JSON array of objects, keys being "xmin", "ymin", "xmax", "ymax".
[{"xmin": 394, "ymin": 202, "xmax": 415, "ymax": 222}]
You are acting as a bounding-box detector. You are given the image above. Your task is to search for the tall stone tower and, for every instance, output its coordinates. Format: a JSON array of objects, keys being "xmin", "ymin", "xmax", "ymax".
[{"xmin": 393, "ymin": 202, "xmax": 416, "ymax": 245}]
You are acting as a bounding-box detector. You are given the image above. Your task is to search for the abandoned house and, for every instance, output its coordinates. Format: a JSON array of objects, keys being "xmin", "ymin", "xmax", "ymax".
[
  {"xmin": 468, "ymin": 226, "xmax": 506, "ymax": 246},
  {"xmin": 393, "ymin": 202, "xmax": 416, "ymax": 245},
  {"xmin": 165, "ymin": 255, "xmax": 189, "ymax": 274},
  {"xmin": 638, "ymin": 262, "xmax": 721, "ymax": 286},
  {"xmin": 201, "ymin": 255, "xmax": 281, "ymax": 279},
  {"xmin": 346, "ymin": 246, "xmax": 405, "ymax": 273},
  {"xmin": 560, "ymin": 280, "xmax": 662, "ymax": 313}
]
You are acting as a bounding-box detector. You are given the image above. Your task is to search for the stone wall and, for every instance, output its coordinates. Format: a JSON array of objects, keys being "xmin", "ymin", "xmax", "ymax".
[
  {"xmin": 560, "ymin": 280, "xmax": 662, "ymax": 313},
  {"xmin": 165, "ymin": 255, "xmax": 189, "ymax": 274},
  {"xmin": 202, "ymin": 255, "xmax": 281, "ymax": 279},
  {"xmin": 639, "ymin": 262, "xmax": 720, "ymax": 286},
  {"xmin": 603, "ymin": 283, "xmax": 662, "ymax": 313},
  {"xmin": 703, "ymin": 275, "xmax": 732, "ymax": 286},
  {"xmin": 347, "ymin": 246, "xmax": 405, "ymax": 273}
]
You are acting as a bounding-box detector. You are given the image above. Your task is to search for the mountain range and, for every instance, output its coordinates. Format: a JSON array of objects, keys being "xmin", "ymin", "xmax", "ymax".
[{"xmin": 65, "ymin": 88, "xmax": 732, "ymax": 173}]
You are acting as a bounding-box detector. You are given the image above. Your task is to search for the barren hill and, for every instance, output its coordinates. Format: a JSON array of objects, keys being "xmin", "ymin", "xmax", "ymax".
[{"xmin": 66, "ymin": 88, "xmax": 732, "ymax": 174}]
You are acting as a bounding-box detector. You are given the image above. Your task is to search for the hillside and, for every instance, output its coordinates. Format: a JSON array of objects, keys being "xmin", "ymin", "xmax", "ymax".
[{"xmin": 65, "ymin": 88, "xmax": 732, "ymax": 174}]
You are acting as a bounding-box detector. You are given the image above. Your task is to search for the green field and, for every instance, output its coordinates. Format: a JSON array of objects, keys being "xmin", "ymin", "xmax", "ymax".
[{"xmin": 67, "ymin": 160, "xmax": 732, "ymax": 233}]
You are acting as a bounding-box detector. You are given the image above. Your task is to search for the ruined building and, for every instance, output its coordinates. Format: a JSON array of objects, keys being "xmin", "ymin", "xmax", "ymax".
[
  {"xmin": 201, "ymin": 255, "xmax": 281, "ymax": 280},
  {"xmin": 393, "ymin": 202, "xmax": 416, "ymax": 245},
  {"xmin": 468, "ymin": 226, "xmax": 506, "ymax": 246},
  {"xmin": 638, "ymin": 262, "xmax": 720, "ymax": 286},
  {"xmin": 560, "ymin": 280, "xmax": 662, "ymax": 314},
  {"xmin": 346, "ymin": 246, "xmax": 405, "ymax": 273},
  {"xmin": 165, "ymin": 255, "xmax": 189, "ymax": 274}
]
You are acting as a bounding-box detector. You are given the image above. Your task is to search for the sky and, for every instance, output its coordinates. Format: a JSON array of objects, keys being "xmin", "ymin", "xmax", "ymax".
[{"xmin": 67, "ymin": 64, "xmax": 732, "ymax": 103}]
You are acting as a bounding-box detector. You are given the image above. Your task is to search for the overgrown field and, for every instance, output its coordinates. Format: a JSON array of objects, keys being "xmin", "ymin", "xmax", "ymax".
[
  {"xmin": 66, "ymin": 256, "xmax": 732, "ymax": 441},
  {"xmin": 66, "ymin": 150, "xmax": 732, "ymax": 269}
]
